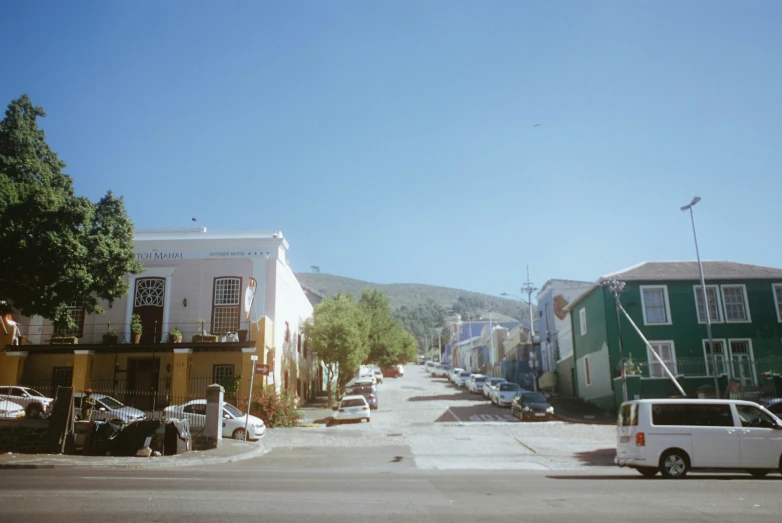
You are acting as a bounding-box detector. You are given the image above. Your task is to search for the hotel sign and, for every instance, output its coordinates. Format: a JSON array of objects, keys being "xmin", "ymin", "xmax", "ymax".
[{"xmin": 135, "ymin": 248, "xmax": 271, "ymax": 261}]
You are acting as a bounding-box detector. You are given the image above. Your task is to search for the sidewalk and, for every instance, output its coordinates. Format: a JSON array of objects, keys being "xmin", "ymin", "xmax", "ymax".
[
  {"xmin": 0, "ymin": 439, "xmax": 267, "ymax": 469},
  {"xmin": 549, "ymin": 396, "xmax": 616, "ymax": 425},
  {"xmin": 298, "ymin": 393, "xmax": 335, "ymax": 427}
]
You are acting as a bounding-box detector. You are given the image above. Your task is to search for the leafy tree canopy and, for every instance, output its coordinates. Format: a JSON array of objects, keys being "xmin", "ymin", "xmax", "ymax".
[
  {"xmin": 0, "ymin": 95, "xmax": 142, "ymax": 327},
  {"xmin": 358, "ymin": 288, "xmax": 418, "ymax": 368},
  {"xmin": 393, "ymin": 299, "xmax": 448, "ymax": 340}
]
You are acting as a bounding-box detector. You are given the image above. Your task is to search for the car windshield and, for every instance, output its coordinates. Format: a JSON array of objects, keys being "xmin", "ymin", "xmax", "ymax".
[
  {"xmin": 474, "ymin": 377, "xmax": 486, "ymax": 383},
  {"xmin": 499, "ymin": 383, "xmax": 520, "ymax": 391},
  {"xmin": 352, "ymin": 387, "xmax": 373, "ymax": 394},
  {"xmin": 224, "ymin": 404, "xmax": 244, "ymax": 417},
  {"xmin": 98, "ymin": 396, "xmax": 125, "ymax": 409},
  {"xmin": 460, "ymin": 372, "xmax": 470, "ymax": 377},
  {"xmin": 522, "ymin": 392, "xmax": 547, "ymax": 403},
  {"xmin": 489, "ymin": 379, "xmax": 505, "ymax": 385}
]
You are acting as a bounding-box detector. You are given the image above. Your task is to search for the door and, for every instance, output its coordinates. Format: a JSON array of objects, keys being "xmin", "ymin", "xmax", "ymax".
[
  {"xmin": 735, "ymin": 404, "xmax": 782, "ymax": 468},
  {"xmin": 126, "ymin": 357, "xmax": 160, "ymax": 411},
  {"xmin": 133, "ymin": 277, "xmax": 166, "ymax": 343},
  {"xmin": 729, "ymin": 341, "xmax": 756, "ymax": 387}
]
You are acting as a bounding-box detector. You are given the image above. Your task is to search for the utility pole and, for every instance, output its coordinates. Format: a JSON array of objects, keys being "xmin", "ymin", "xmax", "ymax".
[
  {"xmin": 520, "ymin": 265, "xmax": 538, "ymax": 391},
  {"xmin": 487, "ymin": 299, "xmax": 494, "ymax": 369},
  {"xmin": 603, "ymin": 279, "xmax": 628, "ymax": 403}
]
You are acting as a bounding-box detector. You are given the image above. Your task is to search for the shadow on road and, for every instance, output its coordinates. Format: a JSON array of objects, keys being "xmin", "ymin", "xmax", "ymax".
[
  {"xmin": 435, "ymin": 404, "xmax": 517, "ymax": 423},
  {"xmin": 573, "ymin": 448, "xmax": 616, "ymax": 467},
  {"xmin": 548, "ymin": 474, "xmax": 782, "ymax": 481}
]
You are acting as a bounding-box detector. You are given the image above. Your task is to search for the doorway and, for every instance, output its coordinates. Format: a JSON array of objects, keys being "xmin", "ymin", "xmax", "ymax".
[
  {"xmin": 126, "ymin": 357, "xmax": 161, "ymax": 411},
  {"xmin": 133, "ymin": 277, "xmax": 165, "ymax": 343}
]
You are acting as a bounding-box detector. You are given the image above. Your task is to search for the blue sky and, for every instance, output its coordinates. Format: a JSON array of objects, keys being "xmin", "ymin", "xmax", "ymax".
[{"xmin": 2, "ymin": 2, "xmax": 780, "ymax": 297}]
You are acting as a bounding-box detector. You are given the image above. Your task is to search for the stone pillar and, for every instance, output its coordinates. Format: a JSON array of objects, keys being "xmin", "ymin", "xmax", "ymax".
[
  {"xmin": 0, "ymin": 351, "xmax": 27, "ymax": 385},
  {"xmin": 72, "ymin": 350, "xmax": 94, "ymax": 392},
  {"xmin": 171, "ymin": 348, "xmax": 192, "ymax": 403},
  {"xmin": 200, "ymin": 383, "xmax": 224, "ymax": 450}
]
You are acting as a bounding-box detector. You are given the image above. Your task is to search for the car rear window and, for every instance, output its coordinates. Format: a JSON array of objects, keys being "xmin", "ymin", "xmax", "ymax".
[
  {"xmin": 618, "ymin": 403, "xmax": 638, "ymax": 426},
  {"xmin": 499, "ymin": 383, "xmax": 519, "ymax": 391},
  {"xmin": 651, "ymin": 403, "xmax": 734, "ymax": 427},
  {"xmin": 341, "ymin": 399, "xmax": 366, "ymax": 408}
]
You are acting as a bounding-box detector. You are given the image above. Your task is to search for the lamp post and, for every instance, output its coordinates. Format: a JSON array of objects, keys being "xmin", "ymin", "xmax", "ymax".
[{"xmin": 681, "ymin": 196, "xmax": 720, "ymax": 397}]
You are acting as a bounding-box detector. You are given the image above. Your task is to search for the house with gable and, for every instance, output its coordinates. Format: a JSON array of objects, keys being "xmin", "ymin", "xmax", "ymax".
[{"xmin": 567, "ymin": 261, "xmax": 782, "ymax": 412}]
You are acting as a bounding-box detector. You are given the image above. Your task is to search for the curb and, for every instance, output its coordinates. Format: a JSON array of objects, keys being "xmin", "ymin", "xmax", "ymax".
[
  {"xmin": 553, "ymin": 414, "xmax": 615, "ymax": 426},
  {"xmin": 0, "ymin": 443, "xmax": 268, "ymax": 470}
]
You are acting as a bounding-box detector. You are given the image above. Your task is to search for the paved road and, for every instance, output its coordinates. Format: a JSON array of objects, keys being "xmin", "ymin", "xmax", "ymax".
[{"xmin": 1, "ymin": 366, "xmax": 781, "ymax": 522}]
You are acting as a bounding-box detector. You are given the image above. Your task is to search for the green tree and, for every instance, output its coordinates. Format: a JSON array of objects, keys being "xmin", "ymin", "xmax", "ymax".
[
  {"xmin": 0, "ymin": 95, "xmax": 142, "ymax": 327},
  {"xmin": 302, "ymin": 292, "xmax": 370, "ymax": 405}
]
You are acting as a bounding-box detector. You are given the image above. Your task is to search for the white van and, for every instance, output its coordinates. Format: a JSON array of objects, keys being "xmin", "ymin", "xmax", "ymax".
[{"xmin": 616, "ymin": 398, "xmax": 782, "ymax": 478}]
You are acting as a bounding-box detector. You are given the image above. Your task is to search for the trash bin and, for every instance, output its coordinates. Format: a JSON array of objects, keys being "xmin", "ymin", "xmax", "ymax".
[{"xmin": 164, "ymin": 419, "xmax": 191, "ymax": 455}]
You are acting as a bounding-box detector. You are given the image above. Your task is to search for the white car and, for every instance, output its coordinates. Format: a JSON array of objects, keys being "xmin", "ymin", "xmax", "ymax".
[
  {"xmin": 467, "ymin": 374, "xmax": 486, "ymax": 393},
  {"xmin": 395, "ymin": 364, "xmax": 405, "ymax": 377},
  {"xmin": 373, "ymin": 369, "xmax": 384, "ymax": 384},
  {"xmin": 163, "ymin": 399, "xmax": 266, "ymax": 440},
  {"xmin": 333, "ymin": 395, "xmax": 371, "ymax": 424},
  {"xmin": 448, "ymin": 368, "xmax": 465, "ymax": 383},
  {"xmin": 0, "ymin": 386, "xmax": 53, "ymax": 418},
  {"xmin": 74, "ymin": 393, "xmax": 147, "ymax": 424},
  {"xmin": 432, "ymin": 364, "xmax": 451, "ymax": 378},
  {"xmin": 483, "ymin": 378, "xmax": 507, "ymax": 398},
  {"xmin": 0, "ymin": 399, "xmax": 25, "ymax": 419},
  {"xmin": 454, "ymin": 371, "xmax": 472, "ymax": 388},
  {"xmin": 492, "ymin": 382, "xmax": 522, "ymax": 406}
]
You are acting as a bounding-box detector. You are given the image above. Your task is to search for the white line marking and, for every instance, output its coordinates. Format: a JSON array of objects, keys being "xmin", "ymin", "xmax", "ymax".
[
  {"xmin": 447, "ymin": 408, "xmax": 462, "ymax": 423},
  {"xmin": 80, "ymin": 477, "xmax": 203, "ymax": 481}
]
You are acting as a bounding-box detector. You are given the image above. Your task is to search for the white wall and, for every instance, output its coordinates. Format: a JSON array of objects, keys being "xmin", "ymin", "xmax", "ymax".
[{"xmin": 575, "ymin": 342, "xmax": 613, "ymax": 401}]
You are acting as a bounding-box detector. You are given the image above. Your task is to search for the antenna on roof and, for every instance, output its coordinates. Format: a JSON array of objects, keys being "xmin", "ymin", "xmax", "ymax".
[
  {"xmin": 311, "ymin": 265, "xmax": 320, "ymax": 273},
  {"xmin": 191, "ymin": 217, "xmax": 207, "ymax": 232}
]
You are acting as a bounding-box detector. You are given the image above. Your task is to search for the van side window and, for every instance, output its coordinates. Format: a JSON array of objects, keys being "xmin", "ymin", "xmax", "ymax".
[
  {"xmin": 736, "ymin": 405, "xmax": 777, "ymax": 429},
  {"xmin": 652, "ymin": 404, "xmax": 733, "ymax": 426}
]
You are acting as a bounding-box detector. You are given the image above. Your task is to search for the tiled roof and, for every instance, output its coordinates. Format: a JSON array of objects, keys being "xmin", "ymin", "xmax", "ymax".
[{"xmin": 600, "ymin": 261, "xmax": 782, "ymax": 281}]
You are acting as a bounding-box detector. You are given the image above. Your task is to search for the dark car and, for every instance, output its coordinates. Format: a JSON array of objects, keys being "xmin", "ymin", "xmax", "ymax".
[
  {"xmin": 349, "ymin": 385, "xmax": 378, "ymax": 410},
  {"xmin": 758, "ymin": 398, "xmax": 782, "ymax": 416},
  {"xmin": 511, "ymin": 391, "xmax": 554, "ymax": 421}
]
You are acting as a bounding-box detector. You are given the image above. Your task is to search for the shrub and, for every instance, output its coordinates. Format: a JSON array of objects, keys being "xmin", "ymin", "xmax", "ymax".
[{"xmin": 247, "ymin": 387, "xmax": 302, "ymax": 428}]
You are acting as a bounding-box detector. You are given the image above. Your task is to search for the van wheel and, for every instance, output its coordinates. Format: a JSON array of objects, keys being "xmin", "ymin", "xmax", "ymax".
[
  {"xmin": 637, "ymin": 467, "xmax": 658, "ymax": 478},
  {"xmin": 659, "ymin": 449, "xmax": 689, "ymax": 478},
  {"xmin": 748, "ymin": 469, "xmax": 770, "ymax": 478},
  {"xmin": 26, "ymin": 404, "xmax": 42, "ymax": 418}
]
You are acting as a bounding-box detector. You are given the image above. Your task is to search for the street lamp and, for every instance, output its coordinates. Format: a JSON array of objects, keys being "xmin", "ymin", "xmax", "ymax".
[{"xmin": 681, "ymin": 196, "xmax": 720, "ymax": 397}]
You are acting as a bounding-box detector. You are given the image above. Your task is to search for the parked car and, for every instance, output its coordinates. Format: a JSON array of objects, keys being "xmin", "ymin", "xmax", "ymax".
[
  {"xmin": 511, "ymin": 391, "xmax": 554, "ymax": 420},
  {"xmin": 372, "ymin": 369, "xmax": 384, "ymax": 384},
  {"xmin": 0, "ymin": 386, "xmax": 53, "ymax": 418},
  {"xmin": 416, "ymin": 355, "xmax": 426, "ymax": 365},
  {"xmin": 616, "ymin": 398, "xmax": 782, "ymax": 478},
  {"xmin": 492, "ymin": 382, "xmax": 522, "ymax": 406},
  {"xmin": 0, "ymin": 399, "xmax": 25, "ymax": 419},
  {"xmin": 396, "ymin": 364, "xmax": 405, "ymax": 377},
  {"xmin": 163, "ymin": 399, "xmax": 266, "ymax": 440},
  {"xmin": 347, "ymin": 385, "xmax": 378, "ymax": 410},
  {"xmin": 382, "ymin": 366, "xmax": 402, "ymax": 378},
  {"xmin": 757, "ymin": 397, "xmax": 782, "ymax": 416},
  {"xmin": 424, "ymin": 361, "xmax": 438, "ymax": 372},
  {"xmin": 467, "ymin": 375, "xmax": 487, "ymax": 393},
  {"xmin": 448, "ymin": 368, "xmax": 465, "ymax": 383},
  {"xmin": 333, "ymin": 395, "xmax": 371, "ymax": 424},
  {"xmin": 74, "ymin": 393, "xmax": 146, "ymax": 424},
  {"xmin": 432, "ymin": 364, "xmax": 451, "ymax": 378},
  {"xmin": 454, "ymin": 371, "xmax": 472, "ymax": 388},
  {"xmin": 347, "ymin": 378, "xmax": 375, "ymax": 392},
  {"xmin": 483, "ymin": 378, "xmax": 506, "ymax": 398}
]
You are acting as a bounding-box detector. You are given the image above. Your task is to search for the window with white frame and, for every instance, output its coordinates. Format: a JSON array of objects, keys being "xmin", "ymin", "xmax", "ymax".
[
  {"xmin": 729, "ymin": 339, "xmax": 756, "ymax": 386},
  {"xmin": 212, "ymin": 277, "xmax": 241, "ymax": 334},
  {"xmin": 584, "ymin": 356, "xmax": 591, "ymax": 386},
  {"xmin": 579, "ymin": 308, "xmax": 587, "ymax": 336},
  {"xmin": 55, "ymin": 301, "xmax": 85, "ymax": 337},
  {"xmin": 646, "ymin": 341, "xmax": 677, "ymax": 378},
  {"xmin": 641, "ymin": 286, "xmax": 671, "ymax": 325},
  {"xmin": 703, "ymin": 340, "xmax": 727, "ymax": 376},
  {"xmin": 773, "ymin": 284, "xmax": 782, "ymax": 323},
  {"xmin": 721, "ymin": 285, "xmax": 750, "ymax": 322},
  {"xmin": 694, "ymin": 285, "xmax": 722, "ymax": 323}
]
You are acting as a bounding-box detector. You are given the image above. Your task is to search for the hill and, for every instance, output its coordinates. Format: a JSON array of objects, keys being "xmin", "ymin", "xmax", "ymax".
[{"xmin": 295, "ymin": 273, "xmax": 533, "ymax": 324}]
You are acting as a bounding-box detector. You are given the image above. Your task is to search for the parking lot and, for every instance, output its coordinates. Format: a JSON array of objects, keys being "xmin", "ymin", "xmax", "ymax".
[{"xmin": 264, "ymin": 364, "xmax": 618, "ymax": 471}]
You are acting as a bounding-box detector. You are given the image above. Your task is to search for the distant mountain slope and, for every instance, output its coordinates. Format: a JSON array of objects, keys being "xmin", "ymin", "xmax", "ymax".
[{"xmin": 295, "ymin": 273, "xmax": 533, "ymax": 323}]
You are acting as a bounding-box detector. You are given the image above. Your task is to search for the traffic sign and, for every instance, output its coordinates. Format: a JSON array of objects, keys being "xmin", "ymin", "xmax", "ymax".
[{"xmin": 255, "ymin": 364, "xmax": 270, "ymax": 376}]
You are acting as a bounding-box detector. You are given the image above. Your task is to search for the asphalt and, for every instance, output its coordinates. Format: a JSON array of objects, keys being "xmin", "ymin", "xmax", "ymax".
[{"xmin": 0, "ymin": 439, "xmax": 266, "ymax": 469}]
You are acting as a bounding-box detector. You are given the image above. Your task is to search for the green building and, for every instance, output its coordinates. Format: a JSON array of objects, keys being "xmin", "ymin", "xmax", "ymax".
[{"xmin": 567, "ymin": 261, "xmax": 782, "ymax": 412}]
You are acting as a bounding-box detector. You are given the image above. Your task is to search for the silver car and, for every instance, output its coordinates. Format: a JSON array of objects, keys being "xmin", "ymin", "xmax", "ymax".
[
  {"xmin": 483, "ymin": 378, "xmax": 506, "ymax": 398},
  {"xmin": 492, "ymin": 382, "xmax": 522, "ymax": 406},
  {"xmin": 74, "ymin": 393, "xmax": 146, "ymax": 424},
  {"xmin": 0, "ymin": 386, "xmax": 53, "ymax": 418}
]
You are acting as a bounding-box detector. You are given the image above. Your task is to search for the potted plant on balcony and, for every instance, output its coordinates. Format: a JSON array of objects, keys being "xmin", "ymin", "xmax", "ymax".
[
  {"xmin": 237, "ymin": 328, "xmax": 248, "ymax": 343},
  {"xmin": 192, "ymin": 318, "xmax": 218, "ymax": 343},
  {"xmin": 131, "ymin": 314, "xmax": 143, "ymax": 344},
  {"xmin": 103, "ymin": 326, "xmax": 118, "ymax": 345},
  {"xmin": 169, "ymin": 325, "xmax": 183, "ymax": 343}
]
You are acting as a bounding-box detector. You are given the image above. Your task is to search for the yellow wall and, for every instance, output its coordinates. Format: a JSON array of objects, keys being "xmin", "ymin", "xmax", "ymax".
[{"xmin": 22, "ymin": 354, "xmax": 75, "ymax": 382}]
